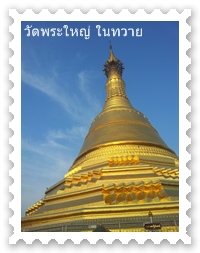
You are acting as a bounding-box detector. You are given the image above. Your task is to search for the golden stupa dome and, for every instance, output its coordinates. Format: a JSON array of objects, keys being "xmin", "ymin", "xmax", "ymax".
[{"xmin": 70, "ymin": 46, "xmax": 177, "ymax": 169}]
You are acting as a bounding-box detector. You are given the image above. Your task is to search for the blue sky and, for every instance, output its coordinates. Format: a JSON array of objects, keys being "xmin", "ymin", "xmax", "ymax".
[{"xmin": 21, "ymin": 21, "xmax": 179, "ymax": 217}]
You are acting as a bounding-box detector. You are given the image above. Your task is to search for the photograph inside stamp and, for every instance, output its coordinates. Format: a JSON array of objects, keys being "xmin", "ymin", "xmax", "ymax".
[{"xmin": 21, "ymin": 21, "xmax": 179, "ymax": 232}]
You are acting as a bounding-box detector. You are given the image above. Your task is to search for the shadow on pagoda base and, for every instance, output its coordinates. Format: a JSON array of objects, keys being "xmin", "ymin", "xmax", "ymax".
[{"xmin": 21, "ymin": 202, "xmax": 179, "ymax": 232}]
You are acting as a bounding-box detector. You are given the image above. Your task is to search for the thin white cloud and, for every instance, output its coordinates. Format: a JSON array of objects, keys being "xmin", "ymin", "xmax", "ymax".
[
  {"xmin": 22, "ymin": 134, "xmax": 75, "ymax": 159},
  {"xmin": 78, "ymin": 70, "xmax": 102, "ymax": 112},
  {"xmin": 22, "ymin": 69, "xmax": 83, "ymax": 120},
  {"xmin": 76, "ymin": 51, "xmax": 86, "ymax": 61},
  {"xmin": 22, "ymin": 137, "xmax": 75, "ymax": 181},
  {"xmin": 22, "ymin": 68, "xmax": 102, "ymax": 124},
  {"xmin": 22, "ymin": 137, "xmax": 66, "ymax": 152},
  {"xmin": 48, "ymin": 126, "xmax": 87, "ymax": 141},
  {"xmin": 21, "ymin": 138, "xmax": 73, "ymax": 216},
  {"xmin": 22, "ymin": 125, "xmax": 87, "ymax": 177}
]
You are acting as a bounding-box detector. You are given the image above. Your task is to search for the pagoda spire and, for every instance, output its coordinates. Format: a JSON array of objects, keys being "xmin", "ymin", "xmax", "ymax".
[
  {"xmin": 107, "ymin": 41, "xmax": 119, "ymax": 63},
  {"xmin": 103, "ymin": 43, "xmax": 124, "ymax": 78},
  {"xmin": 103, "ymin": 44, "xmax": 127, "ymax": 100}
]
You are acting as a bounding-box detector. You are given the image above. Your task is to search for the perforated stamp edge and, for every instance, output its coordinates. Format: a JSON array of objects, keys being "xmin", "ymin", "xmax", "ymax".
[{"xmin": 9, "ymin": 9, "xmax": 191, "ymax": 244}]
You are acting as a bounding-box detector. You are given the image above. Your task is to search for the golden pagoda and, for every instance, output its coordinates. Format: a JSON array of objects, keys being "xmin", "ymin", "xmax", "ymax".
[{"xmin": 21, "ymin": 46, "xmax": 179, "ymax": 232}]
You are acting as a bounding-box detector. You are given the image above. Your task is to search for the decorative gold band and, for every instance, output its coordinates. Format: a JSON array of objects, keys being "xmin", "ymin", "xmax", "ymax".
[
  {"xmin": 85, "ymin": 119, "xmax": 157, "ymax": 139},
  {"xmin": 71, "ymin": 143, "xmax": 177, "ymax": 170}
]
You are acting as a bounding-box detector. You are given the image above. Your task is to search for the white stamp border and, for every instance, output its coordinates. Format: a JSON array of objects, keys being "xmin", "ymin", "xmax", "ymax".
[{"xmin": 9, "ymin": 9, "xmax": 191, "ymax": 244}]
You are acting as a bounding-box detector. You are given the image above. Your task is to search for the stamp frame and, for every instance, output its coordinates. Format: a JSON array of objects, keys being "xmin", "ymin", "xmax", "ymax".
[{"xmin": 9, "ymin": 9, "xmax": 191, "ymax": 244}]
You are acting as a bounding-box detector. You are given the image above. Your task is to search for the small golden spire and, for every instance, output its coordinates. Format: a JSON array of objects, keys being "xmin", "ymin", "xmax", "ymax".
[
  {"xmin": 108, "ymin": 41, "xmax": 119, "ymax": 62},
  {"xmin": 103, "ymin": 44, "xmax": 124, "ymax": 78}
]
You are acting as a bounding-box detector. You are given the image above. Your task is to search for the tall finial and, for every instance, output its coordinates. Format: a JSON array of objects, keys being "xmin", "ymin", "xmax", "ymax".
[
  {"xmin": 103, "ymin": 44, "xmax": 124, "ymax": 78},
  {"xmin": 109, "ymin": 40, "xmax": 112, "ymax": 49}
]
